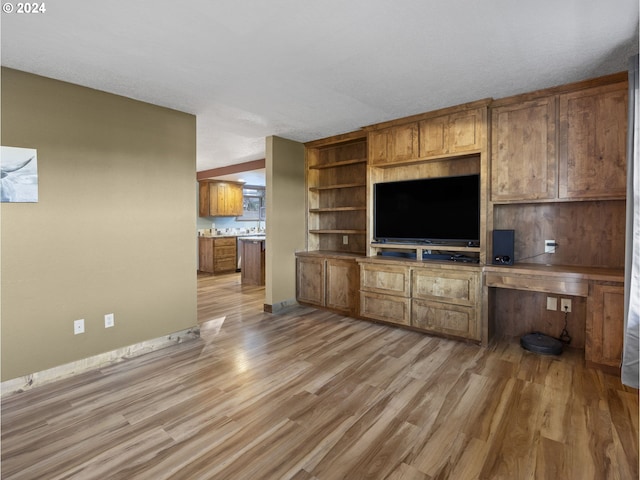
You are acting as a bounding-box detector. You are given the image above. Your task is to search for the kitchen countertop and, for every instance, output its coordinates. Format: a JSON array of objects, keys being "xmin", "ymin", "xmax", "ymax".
[
  {"xmin": 199, "ymin": 233, "xmax": 264, "ymax": 238},
  {"xmin": 239, "ymin": 236, "xmax": 266, "ymax": 241}
]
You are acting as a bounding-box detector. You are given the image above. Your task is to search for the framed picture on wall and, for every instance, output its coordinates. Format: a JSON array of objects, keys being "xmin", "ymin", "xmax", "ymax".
[{"xmin": 1, "ymin": 146, "xmax": 38, "ymax": 203}]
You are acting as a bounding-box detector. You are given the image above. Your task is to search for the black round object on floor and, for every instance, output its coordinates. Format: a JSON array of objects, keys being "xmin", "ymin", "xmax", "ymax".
[{"xmin": 520, "ymin": 332, "xmax": 563, "ymax": 356}]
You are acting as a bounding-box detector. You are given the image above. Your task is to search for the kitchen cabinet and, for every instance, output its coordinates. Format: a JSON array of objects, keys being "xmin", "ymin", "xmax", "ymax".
[
  {"xmin": 198, "ymin": 236, "xmax": 237, "ymax": 274},
  {"xmin": 199, "ymin": 180, "xmax": 243, "ymax": 217},
  {"xmin": 296, "ymin": 252, "xmax": 360, "ymax": 316},
  {"xmin": 586, "ymin": 282, "xmax": 624, "ymax": 370},
  {"xmin": 240, "ymin": 237, "xmax": 265, "ymax": 285}
]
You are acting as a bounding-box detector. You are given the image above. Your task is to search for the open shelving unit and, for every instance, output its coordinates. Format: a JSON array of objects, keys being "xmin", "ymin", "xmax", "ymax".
[{"xmin": 305, "ymin": 133, "xmax": 368, "ymax": 254}]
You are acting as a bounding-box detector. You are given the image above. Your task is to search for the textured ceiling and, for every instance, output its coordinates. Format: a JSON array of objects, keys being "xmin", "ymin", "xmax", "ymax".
[{"xmin": 1, "ymin": 0, "xmax": 638, "ymax": 173}]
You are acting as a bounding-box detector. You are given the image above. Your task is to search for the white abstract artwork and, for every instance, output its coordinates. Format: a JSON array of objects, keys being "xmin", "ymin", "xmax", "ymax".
[{"xmin": 1, "ymin": 146, "xmax": 38, "ymax": 202}]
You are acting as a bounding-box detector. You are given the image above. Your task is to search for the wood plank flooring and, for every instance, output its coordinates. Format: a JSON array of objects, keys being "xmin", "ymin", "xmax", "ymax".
[{"xmin": 2, "ymin": 272, "xmax": 638, "ymax": 479}]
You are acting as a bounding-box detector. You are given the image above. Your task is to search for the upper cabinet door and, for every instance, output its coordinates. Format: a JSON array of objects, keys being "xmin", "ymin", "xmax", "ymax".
[
  {"xmin": 491, "ymin": 97, "xmax": 557, "ymax": 201},
  {"xmin": 368, "ymin": 129, "xmax": 390, "ymax": 165},
  {"xmin": 368, "ymin": 123, "xmax": 419, "ymax": 165},
  {"xmin": 390, "ymin": 123, "xmax": 419, "ymax": 162},
  {"xmin": 418, "ymin": 115, "xmax": 448, "ymax": 157},
  {"xmin": 448, "ymin": 109, "xmax": 484, "ymax": 154},
  {"xmin": 419, "ymin": 108, "xmax": 484, "ymax": 158},
  {"xmin": 559, "ymin": 83, "xmax": 628, "ymax": 200}
]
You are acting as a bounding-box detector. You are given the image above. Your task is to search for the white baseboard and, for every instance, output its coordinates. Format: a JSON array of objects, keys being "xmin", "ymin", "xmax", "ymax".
[{"xmin": 1, "ymin": 325, "xmax": 200, "ymax": 397}]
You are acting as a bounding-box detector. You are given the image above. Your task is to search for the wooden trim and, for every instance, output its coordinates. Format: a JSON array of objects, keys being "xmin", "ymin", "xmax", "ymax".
[
  {"xmin": 304, "ymin": 130, "xmax": 367, "ymax": 148},
  {"xmin": 490, "ymin": 71, "xmax": 628, "ymax": 107},
  {"xmin": 197, "ymin": 159, "xmax": 265, "ymax": 181},
  {"xmin": 363, "ymin": 99, "xmax": 492, "ymax": 131}
]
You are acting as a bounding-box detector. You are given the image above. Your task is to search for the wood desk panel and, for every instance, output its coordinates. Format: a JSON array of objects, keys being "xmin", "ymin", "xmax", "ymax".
[{"xmin": 485, "ymin": 272, "xmax": 588, "ymax": 297}]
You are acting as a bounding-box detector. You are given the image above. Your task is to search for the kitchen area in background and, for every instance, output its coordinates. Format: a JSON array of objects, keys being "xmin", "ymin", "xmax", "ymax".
[{"xmin": 197, "ymin": 168, "xmax": 266, "ymax": 285}]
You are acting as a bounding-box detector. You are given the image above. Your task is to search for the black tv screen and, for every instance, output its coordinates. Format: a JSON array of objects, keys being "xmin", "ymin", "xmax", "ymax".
[{"xmin": 373, "ymin": 174, "xmax": 480, "ymax": 244}]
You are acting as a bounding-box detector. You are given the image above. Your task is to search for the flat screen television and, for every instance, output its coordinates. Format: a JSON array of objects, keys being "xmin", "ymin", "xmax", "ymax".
[{"xmin": 373, "ymin": 174, "xmax": 480, "ymax": 245}]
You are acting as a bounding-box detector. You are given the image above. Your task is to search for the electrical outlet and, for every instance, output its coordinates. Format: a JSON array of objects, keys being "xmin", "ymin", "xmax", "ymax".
[
  {"xmin": 343, "ymin": 235, "xmax": 349, "ymax": 245},
  {"xmin": 545, "ymin": 240, "xmax": 556, "ymax": 254},
  {"xmin": 104, "ymin": 313, "xmax": 115, "ymax": 328},
  {"xmin": 561, "ymin": 298, "xmax": 572, "ymax": 313},
  {"xmin": 546, "ymin": 297, "xmax": 557, "ymax": 311},
  {"xmin": 74, "ymin": 319, "xmax": 85, "ymax": 335}
]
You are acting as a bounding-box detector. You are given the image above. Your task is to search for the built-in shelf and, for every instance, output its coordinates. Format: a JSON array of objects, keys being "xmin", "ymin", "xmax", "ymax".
[
  {"xmin": 306, "ymin": 135, "xmax": 368, "ymax": 254},
  {"xmin": 310, "ymin": 229, "xmax": 367, "ymax": 234},
  {"xmin": 308, "ymin": 158, "xmax": 367, "ymax": 169},
  {"xmin": 309, "ymin": 183, "xmax": 366, "ymax": 191},
  {"xmin": 371, "ymin": 242, "xmax": 481, "ymax": 253},
  {"xmin": 309, "ymin": 207, "xmax": 366, "ymax": 213}
]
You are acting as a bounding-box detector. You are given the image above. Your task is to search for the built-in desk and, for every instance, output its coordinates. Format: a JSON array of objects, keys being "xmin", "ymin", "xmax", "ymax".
[
  {"xmin": 484, "ymin": 263, "xmax": 623, "ymax": 296},
  {"xmin": 483, "ymin": 263, "xmax": 625, "ymax": 372}
]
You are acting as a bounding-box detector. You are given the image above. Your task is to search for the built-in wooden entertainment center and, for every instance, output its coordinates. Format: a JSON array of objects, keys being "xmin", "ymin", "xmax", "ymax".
[{"xmin": 296, "ymin": 72, "xmax": 628, "ymax": 372}]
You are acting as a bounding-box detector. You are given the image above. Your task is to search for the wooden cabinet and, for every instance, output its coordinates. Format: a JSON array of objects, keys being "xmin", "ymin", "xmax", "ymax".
[
  {"xmin": 296, "ymin": 256, "xmax": 324, "ymax": 306},
  {"xmin": 559, "ymin": 82, "xmax": 628, "ymax": 200},
  {"xmin": 420, "ymin": 109, "xmax": 484, "ymax": 157},
  {"xmin": 199, "ymin": 181, "xmax": 243, "ymax": 217},
  {"xmin": 358, "ymin": 259, "xmax": 482, "ymax": 341},
  {"xmin": 359, "ymin": 263, "xmax": 411, "ymax": 325},
  {"xmin": 369, "ymin": 106, "xmax": 486, "ymax": 165},
  {"xmin": 490, "ymin": 79, "xmax": 627, "ymax": 203},
  {"xmin": 586, "ymin": 282, "xmax": 624, "ymax": 370},
  {"xmin": 491, "ymin": 96, "xmax": 557, "ymax": 201},
  {"xmin": 240, "ymin": 238, "xmax": 265, "ymax": 285},
  {"xmin": 306, "ymin": 134, "xmax": 367, "ymax": 255},
  {"xmin": 325, "ymin": 258, "xmax": 360, "ymax": 313},
  {"xmin": 198, "ymin": 236, "xmax": 237, "ymax": 274},
  {"xmin": 369, "ymin": 123, "xmax": 419, "ymax": 165},
  {"xmin": 411, "ymin": 267, "xmax": 481, "ymax": 340},
  {"xmin": 296, "ymin": 253, "xmax": 360, "ymax": 315}
]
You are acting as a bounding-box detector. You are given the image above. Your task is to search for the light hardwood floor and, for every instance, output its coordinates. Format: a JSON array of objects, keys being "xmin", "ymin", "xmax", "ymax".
[{"xmin": 2, "ymin": 272, "xmax": 638, "ymax": 479}]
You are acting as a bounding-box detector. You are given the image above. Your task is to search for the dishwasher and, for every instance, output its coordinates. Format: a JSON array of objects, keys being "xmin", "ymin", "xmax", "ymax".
[{"xmin": 236, "ymin": 236, "xmax": 243, "ymax": 272}]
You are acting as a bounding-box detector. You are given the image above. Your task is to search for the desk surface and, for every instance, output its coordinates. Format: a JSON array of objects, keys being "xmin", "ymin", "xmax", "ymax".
[
  {"xmin": 484, "ymin": 263, "xmax": 623, "ymax": 297},
  {"xmin": 484, "ymin": 263, "xmax": 624, "ymax": 282}
]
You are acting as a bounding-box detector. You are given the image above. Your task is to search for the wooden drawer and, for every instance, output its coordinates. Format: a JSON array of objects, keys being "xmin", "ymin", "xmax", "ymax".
[
  {"xmin": 215, "ymin": 246, "xmax": 236, "ymax": 258},
  {"xmin": 214, "ymin": 258, "xmax": 237, "ymax": 272},
  {"xmin": 214, "ymin": 237, "xmax": 236, "ymax": 247},
  {"xmin": 485, "ymin": 271, "xmax": 588, "ymax": 297},
  {"xmin": 412, "ymin": 268, "xmax": 479, "ymax": 306},
  {"xmin": 412, "ymin": 299, "xmax": 478, "ymax": 340},
  {"xmin": 360, "ymin": 291, "xmax": 410, "ymax": 326},
  {"xmin": 360, "ymin": 264, "xmax": 410, "ymax": 297}
]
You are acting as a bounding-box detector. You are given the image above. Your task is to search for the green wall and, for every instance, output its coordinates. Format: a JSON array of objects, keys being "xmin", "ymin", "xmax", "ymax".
[
  {"xmin": 0, "ymin": 68, "xmax": 197, "ymax": 381},
  {"xmin": 265, "ymin": 136, "xmax": 306, "ymax": 309}
]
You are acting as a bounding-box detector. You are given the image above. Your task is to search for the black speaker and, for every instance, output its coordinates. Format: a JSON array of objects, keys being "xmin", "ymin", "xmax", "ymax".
[{"xmin": 493, "ymin": 229, "xmax": 514, "ymax": 265}]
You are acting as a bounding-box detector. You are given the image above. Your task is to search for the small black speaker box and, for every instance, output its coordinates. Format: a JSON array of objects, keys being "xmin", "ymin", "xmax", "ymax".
[{"xmin": 493, "ymin": 229, "xmax": 514, "ymax": 265}]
